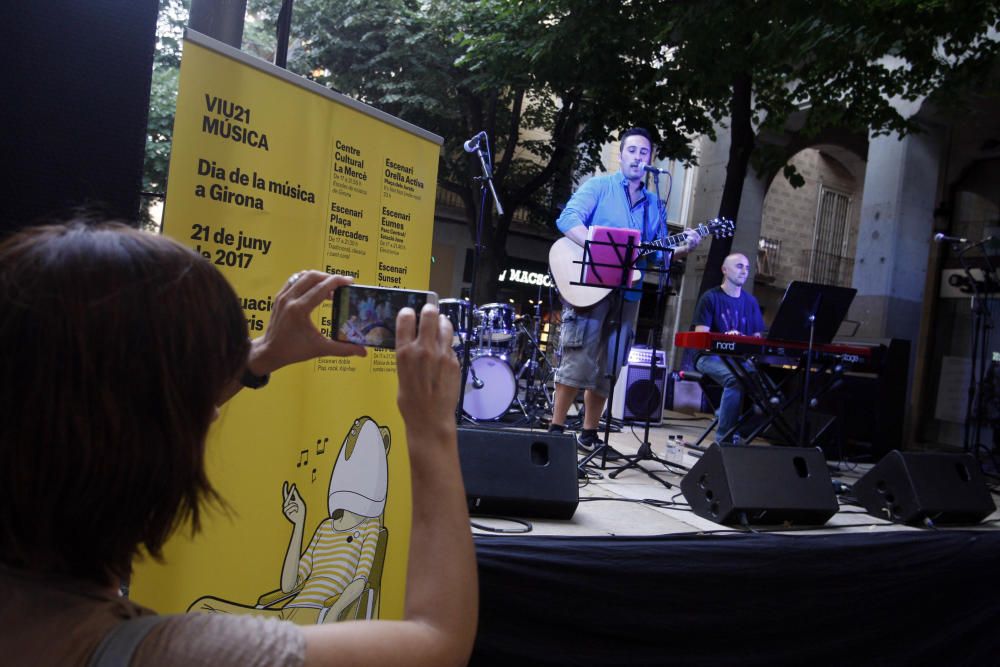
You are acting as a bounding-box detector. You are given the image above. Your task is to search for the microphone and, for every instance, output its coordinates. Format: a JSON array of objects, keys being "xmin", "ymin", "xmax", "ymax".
[
  {"xmin": 463, "ymin": 131, "xmax": 487, "ymax": 153},
  {"xmin": 643, "ymin": 164, "xmax": 669, "ymax": 174},
  {"xmin": 472, "ymin": 376, "xmax": 484, "ymax": 389},
  {"xmin": 934, "ymin": 232, "xmax": 968, "ymax": 244}
]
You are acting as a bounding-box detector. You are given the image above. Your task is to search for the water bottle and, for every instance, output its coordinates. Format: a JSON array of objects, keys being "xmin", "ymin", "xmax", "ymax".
[{"xmin": 665, "ymin": 435, "xmax": 682, "ymax": 464}]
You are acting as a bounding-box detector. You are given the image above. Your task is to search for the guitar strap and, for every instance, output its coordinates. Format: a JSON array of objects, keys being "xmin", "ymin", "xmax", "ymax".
[
  {"xmin": 620, "ymin": 181, "xmax": 650, "ymax": 238},
  {"xmin": 642, "ymin": 195, "xmax": 649, "ymax": 239}
]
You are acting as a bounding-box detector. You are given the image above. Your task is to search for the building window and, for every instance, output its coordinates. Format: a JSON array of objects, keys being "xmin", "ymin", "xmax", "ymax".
[
  {"xmin": 809, "ymin": 185, "xmax": 853, "ymax": 286},
  {"xmin": 757, "ymin": 236, "xmax": 781, "ymax": 283}
]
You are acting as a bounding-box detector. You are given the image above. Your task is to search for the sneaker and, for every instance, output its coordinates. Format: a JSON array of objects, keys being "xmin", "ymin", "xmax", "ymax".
[
  {"xmin": 576, "ymin": 431, "xmax": 598, "ymax": 453},
  {"xmin": 576, "ymin": 433, "xmax": 623, "ymax": 461}
]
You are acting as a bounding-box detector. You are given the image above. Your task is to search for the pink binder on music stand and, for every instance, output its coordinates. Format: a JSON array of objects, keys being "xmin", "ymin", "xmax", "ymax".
[{"xmin": 582, "ymin": 225, "xmax": 641, "ymax": 288}]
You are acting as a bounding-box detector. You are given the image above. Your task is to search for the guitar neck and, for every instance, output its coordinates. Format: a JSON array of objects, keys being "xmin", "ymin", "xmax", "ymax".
[{"xmin": 639, "ymin": 229, "xmax": 699, "ymax": 257}]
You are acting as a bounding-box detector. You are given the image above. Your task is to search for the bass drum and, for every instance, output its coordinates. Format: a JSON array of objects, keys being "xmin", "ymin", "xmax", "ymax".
[{"xmin": 462, "ymin": 355, "xmax": 516, "ymax": 421}]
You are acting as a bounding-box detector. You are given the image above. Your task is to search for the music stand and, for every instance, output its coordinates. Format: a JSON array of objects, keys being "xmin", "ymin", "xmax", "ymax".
[
  {"xmin": 768, "ymin": 281, "xmax": 857, "ymax": 345},
  {"xmin": 606, "ymin": 249, "xmax": 678, "ymax": 486},
  {"xmin": 768, "ymin": 281, "xmax": 856, "ymax": 446},
  {"xmin": 582, "ymin": 226, "xmax": 641, "ymax": 289},
  {"xmin": 568, "ymin": 230, "xmax": 643, "ymax": 478}
]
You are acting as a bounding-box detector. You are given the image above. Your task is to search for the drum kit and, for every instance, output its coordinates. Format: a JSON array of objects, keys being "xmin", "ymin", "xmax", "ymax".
[{"xmin": 439, "ymin": 298, "xmax": 556, "ymax": 423}]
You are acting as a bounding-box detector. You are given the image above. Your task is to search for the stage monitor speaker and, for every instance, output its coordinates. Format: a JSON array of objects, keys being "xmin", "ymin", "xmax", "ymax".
[
  {"xmin": 457, "ymin": 428, "xmax": 579, "ymax": 519},
  {"xmin": 610, "ymin": 347, "xmax": 666, "ymax": 423},
  {"xmin": 670, "ymin": 377, "xmax": 704, "ymax": 415},
  {"xmin": 852, "ymin": 451, "xmax": 995, "ymax": 525},
  {"xmin": 680, "ymin": 444, "xmax": 839, "ymax": 526}
]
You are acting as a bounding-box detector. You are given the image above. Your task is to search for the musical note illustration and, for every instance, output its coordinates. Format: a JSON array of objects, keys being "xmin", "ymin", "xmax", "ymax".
[
  {"xmin": 316, "ymin": 437, "xmax": 329, "ymax": 455},
  {"xmin": 296, "ymin": 449, "xmax": 309, "ymax": 467},
  {"xmin": 311, "ymin": 467, "xmax": 317, "ymax": 483}
]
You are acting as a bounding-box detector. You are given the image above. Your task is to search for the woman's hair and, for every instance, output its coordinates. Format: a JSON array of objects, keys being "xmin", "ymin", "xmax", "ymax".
[{"xmin": 0, "ymin": 221, "xmax": 250, "ymax": 583}]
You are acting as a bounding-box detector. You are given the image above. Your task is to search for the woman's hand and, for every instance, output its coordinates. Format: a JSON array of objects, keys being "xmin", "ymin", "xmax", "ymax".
[
  {"xmin": 394, "ymin": 304, "xmax": 459, "ymax": 435},
  {"xmin": 248, "ymin": 271, "xmax": 367, "ymax": 376}
]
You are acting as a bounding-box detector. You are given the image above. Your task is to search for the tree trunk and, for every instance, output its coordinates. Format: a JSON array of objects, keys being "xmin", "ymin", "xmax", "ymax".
[
  {"xmin": 697, "ymin": 70, "xmax": 756, "ymax": 298},
  {"xmin": 188, "ymin": 0, "xmax": 247, "ymax": 48},
  {"xmin": 474, "ymin": 245, "xmax": 502, "ymax": 306}
]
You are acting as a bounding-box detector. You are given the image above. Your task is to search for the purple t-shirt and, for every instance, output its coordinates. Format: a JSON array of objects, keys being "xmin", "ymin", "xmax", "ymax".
[{"xmin": 693, "ymin": 286, "xmax": 765, "ymax": 336}]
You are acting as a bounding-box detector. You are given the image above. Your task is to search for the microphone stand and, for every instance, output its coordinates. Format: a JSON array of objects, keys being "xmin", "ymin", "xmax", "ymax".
[
  {"xmin": 456, "ymin": 135, "xmax": 504, "ymax": 423},
  {"xmin": 608, "ymin": 170, "xmax": 675, "ymax": 488},
  {"xmin": 799, "ymin": 295, "xmax": 821, "ymax": 448},
  {"xmin": 956, "ymin": 239, "xmax": 995, "ymax": 455}
]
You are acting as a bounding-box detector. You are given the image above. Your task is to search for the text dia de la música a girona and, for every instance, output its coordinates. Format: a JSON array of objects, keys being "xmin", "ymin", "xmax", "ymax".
[{"xmin": 195, "ymin": 94, "xmax": 316, "ymax": 210}]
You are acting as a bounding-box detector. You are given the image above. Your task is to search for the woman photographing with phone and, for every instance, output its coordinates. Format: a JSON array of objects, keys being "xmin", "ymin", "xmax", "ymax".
[{"xmin": 0, "ymin": 221, "xmax": 477, "ymax": 666}]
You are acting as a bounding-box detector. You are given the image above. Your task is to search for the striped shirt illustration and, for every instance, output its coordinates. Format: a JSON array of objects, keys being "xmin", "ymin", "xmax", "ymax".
[{"xmin": 287, "ymin": 516, "xmax": 381, "ymax": 609}]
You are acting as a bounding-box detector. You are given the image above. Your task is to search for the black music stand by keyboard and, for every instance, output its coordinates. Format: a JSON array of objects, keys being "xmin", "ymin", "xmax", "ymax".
[
  {"xmin": 734, "ymin": 281, "xmax": 857, "ymax": 447},
  {"xmin": 769, "ymin": 281, "xmax": 856, "ymax": 347},
  {"xmin": 769, "ymin": 281, "xmax": 856, "ymax": 446}
]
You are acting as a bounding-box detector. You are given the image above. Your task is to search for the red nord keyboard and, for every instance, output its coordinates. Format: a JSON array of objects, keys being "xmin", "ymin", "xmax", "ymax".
[{"xmin": 674, "ymin": 331, "xmax": 880, "ymax": 368}]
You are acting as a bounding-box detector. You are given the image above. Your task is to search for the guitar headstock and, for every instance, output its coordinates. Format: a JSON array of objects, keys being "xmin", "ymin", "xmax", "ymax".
[{"xmin": 697, "ymin": 217, "xmax": 734, "ymax": 239}]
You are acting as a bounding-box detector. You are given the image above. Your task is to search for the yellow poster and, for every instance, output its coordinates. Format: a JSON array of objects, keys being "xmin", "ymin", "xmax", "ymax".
[{"xmin": 130, "ymin": 31, "xmax": 441, "ymax": 625}]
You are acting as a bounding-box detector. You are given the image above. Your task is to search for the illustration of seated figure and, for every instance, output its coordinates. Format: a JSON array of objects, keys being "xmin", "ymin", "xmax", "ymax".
[{"xmin": 189, "ymin": 417, "xmax": 390, "ymax": 624}]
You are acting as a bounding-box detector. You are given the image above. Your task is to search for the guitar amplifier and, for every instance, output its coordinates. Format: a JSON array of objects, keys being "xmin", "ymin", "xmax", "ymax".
[{"xmin": 611, "ymin": 346, "xmax": 667, "ymax": 423}]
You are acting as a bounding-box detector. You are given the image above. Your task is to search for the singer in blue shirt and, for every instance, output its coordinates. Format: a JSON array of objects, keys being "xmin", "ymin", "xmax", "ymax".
[{"xmin": 548, "ymin": 127, "xmax": 700, "ymax": 454}]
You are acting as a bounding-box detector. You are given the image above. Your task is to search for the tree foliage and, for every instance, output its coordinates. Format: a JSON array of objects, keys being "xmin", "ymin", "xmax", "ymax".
[
  {"xmin": 645, "ymin": 0, "xmax": 1000, "ymax": 294},
  {"xmin": 144, "ymin": 0, "xmax": 276, "ymax": 201},
  {"xmin": 145, "ymin": 0, "xmax": 999, "ymax": 300},
  {"xmin": 268, "ymin": 0, "xmax": 717, "ymax": 302}
]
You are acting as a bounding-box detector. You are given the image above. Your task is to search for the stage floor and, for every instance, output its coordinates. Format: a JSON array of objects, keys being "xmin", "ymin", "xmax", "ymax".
[
  {"xmin": 467, "ymin": 410, "xmax": 1000, "ymax": 537},
  {"xmin": 465, "ymin": 412, "xmax": 1000, "ymax": 666}
]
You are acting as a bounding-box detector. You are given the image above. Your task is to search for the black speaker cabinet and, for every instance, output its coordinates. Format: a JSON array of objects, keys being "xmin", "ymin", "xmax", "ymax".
[
  {"xmin": 680, "ymin": 444, "xmax": 839, "ymax": 525},
  {"xmin": 457, "ymin": 428, "xmax": 579, "ymax": 519},
  {"xmin": 852, "ymin": 451, "xmax": 996, "ymax": 525},
  {"xmin": 624, "ymin": 364, "xmax": 667, "ymax": 422}
]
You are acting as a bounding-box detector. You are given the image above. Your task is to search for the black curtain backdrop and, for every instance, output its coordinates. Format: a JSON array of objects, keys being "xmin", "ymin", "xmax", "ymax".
[
  {"xmin": 2, "ymin": 1, "xmax": 159, "ymax": 235},
  {"xmin": 471, "ymin": 531, "xmax": 1000, "ymax": 666}
]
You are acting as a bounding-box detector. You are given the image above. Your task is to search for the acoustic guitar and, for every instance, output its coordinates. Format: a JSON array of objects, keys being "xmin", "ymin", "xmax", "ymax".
[{"xmin": 548, "ymin": 218, "xmax": 734, "ymax": 309}]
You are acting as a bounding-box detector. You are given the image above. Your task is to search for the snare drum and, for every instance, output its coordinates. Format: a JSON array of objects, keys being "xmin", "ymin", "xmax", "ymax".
[
  {"xmin": 438, "ymin": 298, "xmax": 471, "ymax": 347},
  {"xmin": 475, "ymin": 303, "xmax": 516, "ymax": 342}
]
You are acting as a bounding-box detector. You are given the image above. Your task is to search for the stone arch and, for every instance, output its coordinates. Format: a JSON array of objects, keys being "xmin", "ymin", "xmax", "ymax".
[{"xmin": 755, "ymin": 132, "xmax": 869, "ymax": 321}]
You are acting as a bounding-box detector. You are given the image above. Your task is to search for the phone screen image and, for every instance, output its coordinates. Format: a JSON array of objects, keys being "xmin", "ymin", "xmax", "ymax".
[{"xmin": 333, "ymin": 285, "xmax": 435, "ymax": 349}]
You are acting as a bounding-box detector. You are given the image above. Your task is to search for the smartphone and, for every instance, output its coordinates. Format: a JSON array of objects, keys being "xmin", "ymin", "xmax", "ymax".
[{"xmin": 332, "ymin": 284, "xmax": 439, "ymax": 349}]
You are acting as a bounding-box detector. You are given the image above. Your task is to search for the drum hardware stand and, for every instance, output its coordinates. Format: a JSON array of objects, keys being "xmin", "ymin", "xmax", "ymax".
[
  {"xmin": 512, "ymin": 297, "xmax": 556, "ymax": 428},
  {"xmin": 458, "ymin": 345, "xmax": 483, "ymax": 426},
  {"xmin": 457, "ymin": 131, "xmax": 504, "ymax": 424}
]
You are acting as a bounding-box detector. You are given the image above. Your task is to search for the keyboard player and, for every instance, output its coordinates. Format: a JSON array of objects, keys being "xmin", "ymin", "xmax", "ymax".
[{"xmin": 692, "ymin": 253, "xmax": 766, "ymax": 445}]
